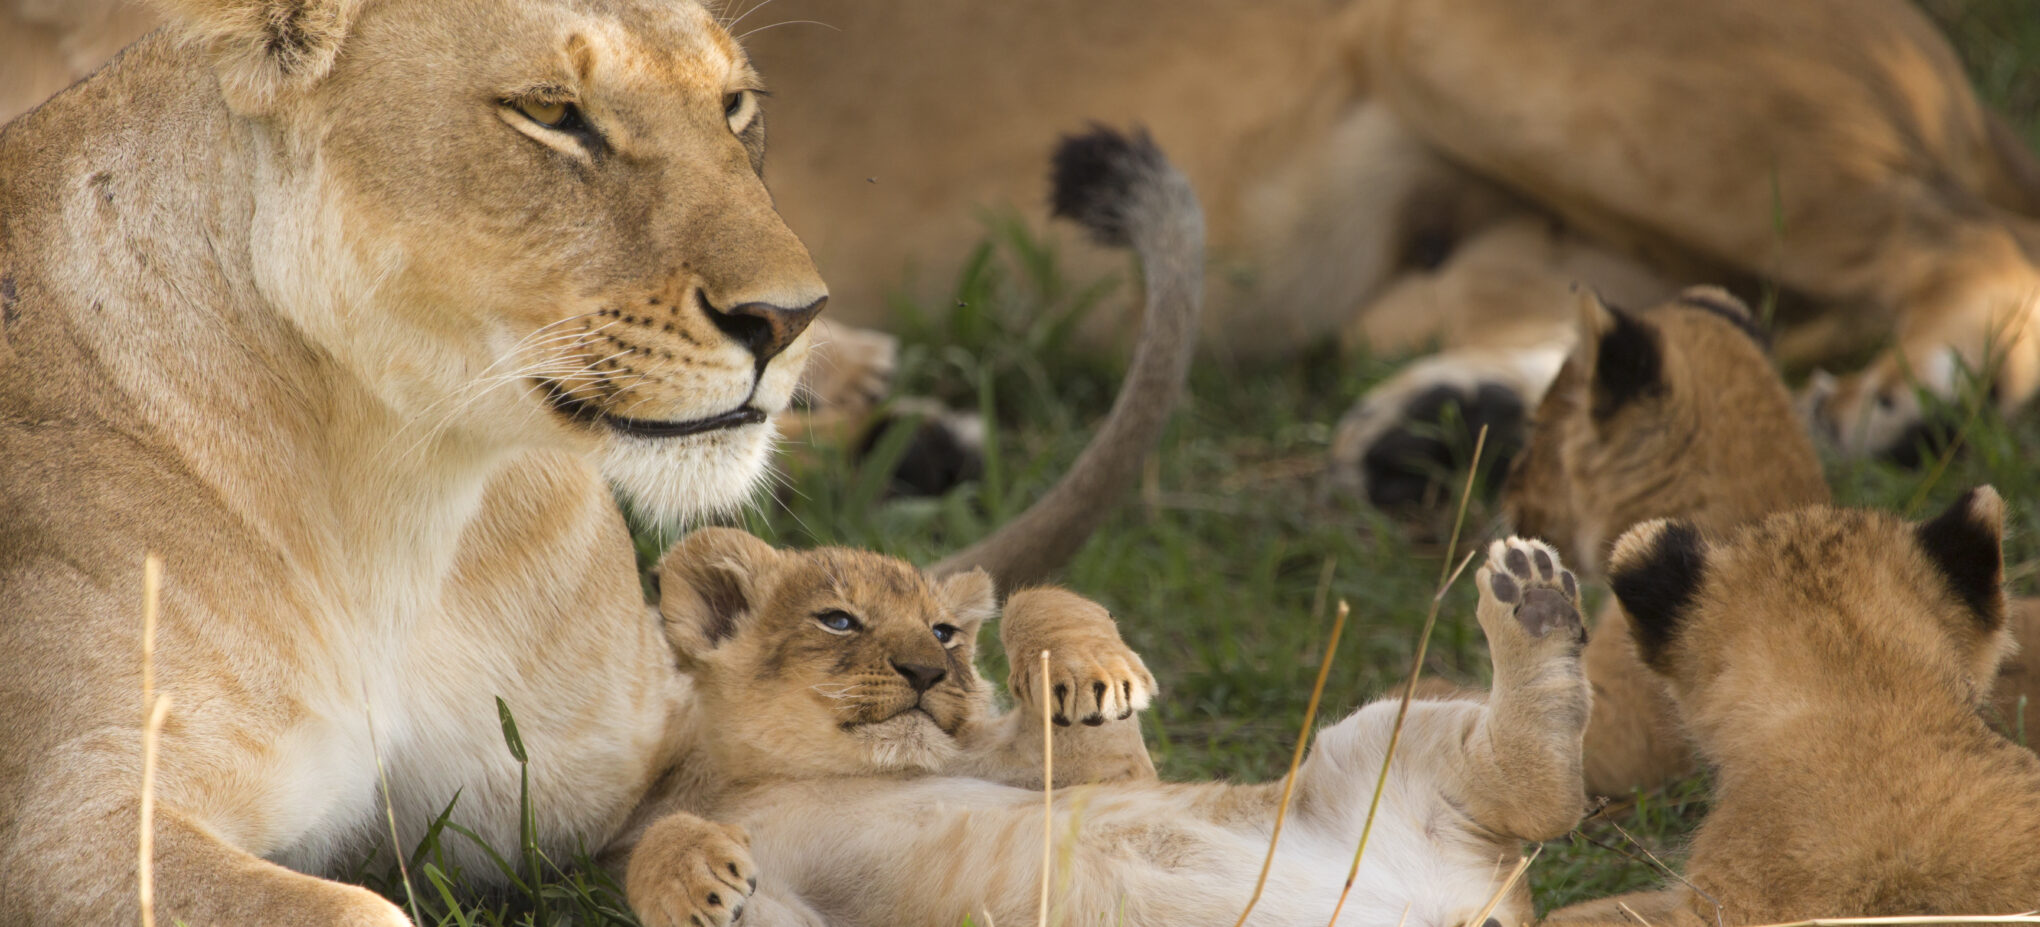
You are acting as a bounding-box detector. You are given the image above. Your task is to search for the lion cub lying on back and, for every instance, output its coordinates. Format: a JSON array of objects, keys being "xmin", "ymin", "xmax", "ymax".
[{"xmin": 624, "ymin": 529, "xmax": 1591, "ymax": 927}]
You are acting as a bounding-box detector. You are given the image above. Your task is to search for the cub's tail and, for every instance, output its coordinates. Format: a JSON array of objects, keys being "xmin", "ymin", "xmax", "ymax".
[{"xmin": 930, "ymin": 125, "xmax": 1205, "ymax": 587}]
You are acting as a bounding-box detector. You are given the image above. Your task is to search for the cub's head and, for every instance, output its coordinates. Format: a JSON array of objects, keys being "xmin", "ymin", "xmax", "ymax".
[
  {"xmin": 1504, "ymin": 286, "xmax": 1829, "ymax": 573},
  {"xmin": 1607, "ymin": 488, "xmax": 2012, "ymax": 754},
  {"xmin": 157, "ymin": 0, "xmax": 826, "ymax": 520},
  {"xmin": 656, "ymin": 528, "xmax": 999, "ymax": 777}
]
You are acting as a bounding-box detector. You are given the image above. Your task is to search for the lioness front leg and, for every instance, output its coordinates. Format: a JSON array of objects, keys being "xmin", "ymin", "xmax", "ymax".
[
  {"xmin": 1450, "ymin": 537, "xmax": 1592, "ymax": 840},
  {"xmin": 625, "ymin": 812, "xmax": 759, "ymax": 927},
  {"xmin": 2, "ymin": 767, "xmax": 410, "ymax": 927}
]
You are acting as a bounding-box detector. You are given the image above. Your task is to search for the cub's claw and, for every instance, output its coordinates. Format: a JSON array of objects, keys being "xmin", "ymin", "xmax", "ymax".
[
  {"xmin": 626, "ymin": 812, "xmax": 758, "ymax": 927},
  {"xmin": 1002, "ymin": 588, "xmax": 1157, "ymax": 727}
]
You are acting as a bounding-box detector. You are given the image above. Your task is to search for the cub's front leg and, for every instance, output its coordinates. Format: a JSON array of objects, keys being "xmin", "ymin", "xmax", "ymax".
[
  {"xmin": 965, "ymin": 586, "xmax": 1159, "ymax": 787},
  {"xmin": 625, "ymin": 812, "xmax": 758, "ymax": 927},
  {"xmin": 1450, "ymin": 537, "xmax": 1592, "ymax": 840}
]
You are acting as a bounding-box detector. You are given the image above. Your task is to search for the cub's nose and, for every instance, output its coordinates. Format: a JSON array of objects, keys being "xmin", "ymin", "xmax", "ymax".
[
  {"xmin": 703, "ymin": 294, "xmax": 827, "ymax": 364},
  {"xmin": 891, "ymin": 661, "xmax": 947, "ymax": 693}
]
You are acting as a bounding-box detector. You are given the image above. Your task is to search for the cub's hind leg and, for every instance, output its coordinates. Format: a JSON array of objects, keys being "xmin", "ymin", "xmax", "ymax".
[{"xmin": 1450, "ymin": 537, "xmax": 1592, "ymax": 841}]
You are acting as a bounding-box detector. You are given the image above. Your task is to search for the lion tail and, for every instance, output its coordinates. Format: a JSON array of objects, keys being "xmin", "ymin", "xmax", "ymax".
[{"xmin": 929, "ymin": 125, "xmax": 1205, "ymax": 587}]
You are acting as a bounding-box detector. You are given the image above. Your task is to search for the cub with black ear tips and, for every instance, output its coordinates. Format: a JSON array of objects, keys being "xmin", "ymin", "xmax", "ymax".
[{"xmin": 1549, "ymin": 487, "xmax": 2040, "ymax": 927}]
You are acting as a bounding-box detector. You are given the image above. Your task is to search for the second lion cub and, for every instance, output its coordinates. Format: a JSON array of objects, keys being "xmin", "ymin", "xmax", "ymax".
[{"xmin": 626, "ymin": 530, "xmax": 1590, "ymax": 927}]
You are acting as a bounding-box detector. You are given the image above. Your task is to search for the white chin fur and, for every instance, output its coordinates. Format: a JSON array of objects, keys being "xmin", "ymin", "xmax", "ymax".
[
  {"xmin": 599, "ymin": 423, "xmax": 776, "ymax": 526},
  {"xmin": 850, "ymin": 713, "xmax": 958, "ymax": 773}
]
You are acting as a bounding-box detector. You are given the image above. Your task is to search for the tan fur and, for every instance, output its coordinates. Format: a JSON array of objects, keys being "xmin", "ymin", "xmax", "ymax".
[
  {"xmin": 629, "ymin": 533, "xmax": 1590, "ymax": 926},
  {"xmin": 624, "ymin": 529, "xmax": 1159, "ymax": 926},
  {"xmin": 1551, "ymin": 492, "xmax": 2040, "ymax": 924},
  {"xmin": 18, "ymin": 1, "xmax": 2038, "ymax": 458},
  {"xmin": 0, "ymin": 1, "xmax": 831, "ymax": 923},
  {"xmin": 0, "ymin": 2, "xmax": 1201, "ymax": 925},
  {"xmin": 738, "ymin": 0, "xmax": 2040, "ymax": 457},
  {"xmin": 1501, "ymin": 287, "xmax": 1830, "ymax": 797}
]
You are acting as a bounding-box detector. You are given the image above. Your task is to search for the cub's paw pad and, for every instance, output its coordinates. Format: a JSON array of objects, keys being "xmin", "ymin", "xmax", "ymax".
[
  {"xmin": 625, "ymin": 813, "xmax": 757, "ymax": 927},
  {"xmin": 1481, "ymin": 537, "xmax": 1582, "ymax": 641}
]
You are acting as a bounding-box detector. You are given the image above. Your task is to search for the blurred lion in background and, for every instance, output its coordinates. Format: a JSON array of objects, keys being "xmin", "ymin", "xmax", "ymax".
[{"xmin": 10, "ymin": 0, "xmax": 2039, "ymax": 492}]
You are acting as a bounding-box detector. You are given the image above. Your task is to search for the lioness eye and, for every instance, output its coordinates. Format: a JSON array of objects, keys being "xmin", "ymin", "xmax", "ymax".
[
  {"xmin": 514, "ymin": 98, "xmax": 572, "ymax": 128},
  {"xmin": 815, "ymin": 610, "xmax": 860, "ymax": 633},
  {"xmin": 932, "ymin": 624, "xmax": 959, "ymax": 644},
  {"xmin": 723, "ymin": 90, "xmax": 760, "ymax": 133}
]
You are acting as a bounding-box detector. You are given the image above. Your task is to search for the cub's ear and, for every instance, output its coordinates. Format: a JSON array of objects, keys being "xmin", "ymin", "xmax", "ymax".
[
  {"xmin": 656, "ymin": 528, "xmax": 782, "ymax": 668},
  {"xmin": 151, "ymin": 0, "xmax": 362, "ymax": 112},
  {"xmin": 1915, "ymin": 486, "xmax": 2007, "ymax": 631},
  {"xmin": 1608, "ymin": 519, "xmax": 1707, "ymax": 671},
  {"xmin": 1570, "ymin": 287, "xmax": 1663, "ymax": 420},
  {"xmin": 933, "ymin": 568, "xmax": 998, "ymax": 635}
]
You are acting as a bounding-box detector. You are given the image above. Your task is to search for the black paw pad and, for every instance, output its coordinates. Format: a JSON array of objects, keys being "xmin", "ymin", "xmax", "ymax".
[
  {"xmin": 1489, "ymin": 571, "xmax": 1520, "ymax": 604},
  {"xmin": 856, "ymin": 412, "xmax": 985, "ymax": 498},
  {"xmin": 1361, "ymin": 383, "xmax": 1526, "ymax": 510},
  {"xmin": 1517, "ymin": 587, "xmax": 1580, "ymax": 639}
]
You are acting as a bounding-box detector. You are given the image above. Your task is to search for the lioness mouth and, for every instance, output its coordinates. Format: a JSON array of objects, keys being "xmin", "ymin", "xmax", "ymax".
[{"xmin": 540, "ymin": 381, "xmax": 767, "ymax": 439}]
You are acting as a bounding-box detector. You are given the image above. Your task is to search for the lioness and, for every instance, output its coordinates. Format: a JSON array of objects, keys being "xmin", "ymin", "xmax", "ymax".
[
  {"xmin": 625, "ymin": 529, "xmax": 1589, "ymax": 927},
  {"xmin": 0, "ymin": 3, "xmax": 1200, "ymax": 923},
  {"xmin": 1552, "ymin": 488, "xmax": 2040, "ymax": 924}
]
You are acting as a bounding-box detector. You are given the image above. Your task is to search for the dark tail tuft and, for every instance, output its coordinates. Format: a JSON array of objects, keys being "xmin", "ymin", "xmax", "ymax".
[{"xmin": 1049, "ymin": 124, "xmax": 1167, "ymax": 248}]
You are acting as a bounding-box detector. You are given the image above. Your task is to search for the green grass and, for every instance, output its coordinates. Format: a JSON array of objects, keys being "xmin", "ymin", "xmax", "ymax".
[{"xmin": 368, "ymin": 5, "xmax": 2040, "ymax": 922}]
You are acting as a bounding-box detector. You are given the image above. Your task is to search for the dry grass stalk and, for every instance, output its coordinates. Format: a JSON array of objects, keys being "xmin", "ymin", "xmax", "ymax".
[
  {"xmin": 138, "ymin": 553, "xmax": 168, "ymax": 927},
  {"xmin": 1466, "ymin": 846, "xmax": 1539, "ymax": 927},
  {"xmin": 1602, "ymin": 817, "xmax": 1725, "ymax": 927},
  {"xmin": 1038, "ymin": 648, "xmax": 1054, "ymax": 927},
  {"xmin": 1230, "ymin": 598, "xmax": 1352, "ymax": 927},
  {"xmin": 1327, "ymin": 426, "xmax": 1489, "ymax": 927}
]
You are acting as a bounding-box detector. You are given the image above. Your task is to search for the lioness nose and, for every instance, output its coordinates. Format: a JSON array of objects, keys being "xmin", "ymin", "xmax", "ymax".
[
  {"xmin": 704, "ymin": 294, "xmax": 827, "ymax": 364},
  {"xmin": 892, "ymin": 661, "xmax": 947, "ymax": 693}
]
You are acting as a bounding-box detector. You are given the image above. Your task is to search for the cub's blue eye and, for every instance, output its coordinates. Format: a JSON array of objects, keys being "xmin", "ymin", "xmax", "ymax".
[
  {"xmin": 815, "ymin": 610, "xmax": 860, "ymax": 633},
  {"xmin": 932, "ymin": 624, "xmax": 959, "ymax": 644}
]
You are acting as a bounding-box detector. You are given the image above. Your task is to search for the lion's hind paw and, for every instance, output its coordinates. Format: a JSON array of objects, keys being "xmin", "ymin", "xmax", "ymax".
[{"xmin": 1479, "ymin": 537, "xmax": 1584, "ymax": 644}]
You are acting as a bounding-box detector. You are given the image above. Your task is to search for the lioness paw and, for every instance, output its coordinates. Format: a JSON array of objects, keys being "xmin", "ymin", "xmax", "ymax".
[
  {"xmin": 1479, "ymin": 537, "xmax": 1584, "ymax": 644},
  {"xmin": 626, "ymin": 813, "xmax": 757, "ymax": 927}
]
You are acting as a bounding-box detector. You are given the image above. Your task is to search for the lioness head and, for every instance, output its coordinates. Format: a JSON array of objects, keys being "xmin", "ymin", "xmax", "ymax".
[
  {"xmin": 655, "ymin": 528, "xmax": 999, "ymax": 777},
  {"xmin": 157, "ymin": 0, "xmax": 826, "ymax": 520},
  {"xmin": 1503, "ymin": 286, "xmax": 1829, "ymax": 573},
  {"xmin": 1607, "ymin": 487, "xmax": 2012, "ymax": 751}
]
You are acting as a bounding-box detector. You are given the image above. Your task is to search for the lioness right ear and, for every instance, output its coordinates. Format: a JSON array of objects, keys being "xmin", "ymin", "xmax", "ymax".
[
  {"xmin": 1570, "ymin": 288, "xmax": 1663, "ymax": 420},
  {"xmin": 656, "ymin": 528, "xmax": 781, "ymax": 668},
  {"xmin": 152, "ymin": 0, "xmax": 362, "ymax": 112},
  {"xmin": 1608, "ymin": 519, "xmax": 1707, "ymax": 672}
]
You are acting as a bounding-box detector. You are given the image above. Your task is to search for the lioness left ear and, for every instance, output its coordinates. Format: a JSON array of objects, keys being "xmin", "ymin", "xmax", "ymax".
[
  {"xmin": 656, "ymin": 528, "xmax": 782, "ymax": 668},
  {"xmin": 933, "ymin": 568, "xmax": 997, "ymax": 636},
  {"xmin": 1915, "ymin": 486, "xmax": 2007, "ymax": 631},
  {"xmin": 1608, "ymin": 518, "xmax": 1707, "ymax": 672},
  {"xmin": 152, "ymin": 0, "xmax": 362, "ymax": 112}
]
